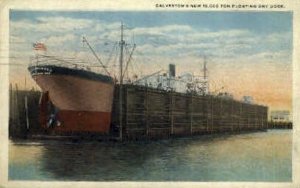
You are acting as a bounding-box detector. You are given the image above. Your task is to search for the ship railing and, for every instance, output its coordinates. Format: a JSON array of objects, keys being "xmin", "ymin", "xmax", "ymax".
[{"xmin": 29, "ymin": 54, "xmax": 105, "ymax": 74}]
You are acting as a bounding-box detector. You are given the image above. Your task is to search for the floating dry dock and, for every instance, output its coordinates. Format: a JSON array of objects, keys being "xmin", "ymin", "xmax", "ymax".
[
  {"xmin": 112, "ymin": 84, "xmax": 268, "ymax": 140},
  {"xmin": 9, "ymin": 85, "xmax": 268, "ymax": 140}
]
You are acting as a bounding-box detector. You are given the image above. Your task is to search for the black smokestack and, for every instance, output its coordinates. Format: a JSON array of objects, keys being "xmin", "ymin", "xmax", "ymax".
[{"xmin": 169, "ymin": 64, "xmax": 175, "ymax": 77}]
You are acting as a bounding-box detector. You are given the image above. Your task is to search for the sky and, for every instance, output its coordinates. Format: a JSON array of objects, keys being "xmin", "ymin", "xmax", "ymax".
[{"xmin": 9, "ymin": 10, "xmax": 292, "ymax": 111}]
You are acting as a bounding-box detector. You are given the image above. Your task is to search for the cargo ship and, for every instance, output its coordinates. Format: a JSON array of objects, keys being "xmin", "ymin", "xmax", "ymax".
[
  {"xmin": 28, "ymin": 62, "xmax": 114, "ymax": 134},
  {"xmin": 28, "ymin": 24, "xmax": 268, "ymax": 139}
]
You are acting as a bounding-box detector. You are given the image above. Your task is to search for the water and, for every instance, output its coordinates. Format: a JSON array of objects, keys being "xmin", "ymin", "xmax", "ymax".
[{"xmin": 9, "ymin": 130, "xmax": 292, "ymax": 181}]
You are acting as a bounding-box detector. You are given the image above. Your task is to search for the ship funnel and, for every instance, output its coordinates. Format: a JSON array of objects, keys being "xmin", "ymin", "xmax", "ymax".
[{"xmin": 169, "ymin": 64, "xmax": 176, "ymax": 77}]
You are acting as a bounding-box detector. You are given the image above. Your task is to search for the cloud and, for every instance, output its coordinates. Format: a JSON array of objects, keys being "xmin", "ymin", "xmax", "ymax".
[
  {"xmin": 35, "ymin": 16, "xmax": 93, "ymax": 32},
  {"xmin": 10, "ymin": 19, "xmax": 35, "ymax": 31},
  {"xmin": 187, "ymin": 29, "xmax": 252, "ymax": 41},
  {"xmin": 94, "ymin": 22, "xmax": 120, "ymax": 32},
  {"xmin": 241, "ymin": 50, "xmax": 292, "ymax": 63},
  {"xmin": 264, "ymin": 32, "xmax": 292, "ymax": 45},
  {"xmin": 132, "ymin": 24, "xmax": 194, "ymax": 37},
  {"xmin": 41, "ymin": 34, "xmax": 77, "ymax": 45},
  {"xmin": 10, "ymin": 15, "xmax": 291, "ymax": 61}
]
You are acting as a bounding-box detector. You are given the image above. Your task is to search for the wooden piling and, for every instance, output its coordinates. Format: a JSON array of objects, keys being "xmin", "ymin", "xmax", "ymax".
[
  {"xmin": 170, "ymin": 92, "xmax": 174, "ymax": 135},
  {"xmin": 190, "ymin": 95, "xmax": 193, "ymax": 135},
  {"xmin": 25, "ymin": 95, "xmax": 29, "ymax": 130}
]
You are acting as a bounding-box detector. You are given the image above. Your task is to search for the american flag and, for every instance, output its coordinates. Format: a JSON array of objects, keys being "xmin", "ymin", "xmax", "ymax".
[{"xmin": 33, "ymin": 42, "xmax": 47, "ymax": 51}]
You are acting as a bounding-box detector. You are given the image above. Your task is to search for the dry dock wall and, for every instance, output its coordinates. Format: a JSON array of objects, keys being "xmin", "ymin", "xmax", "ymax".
[
  {"xmin": 112, "ymin": 85, "xmax": 268, "ymax": 140},
  {"xmin": 9, "ymin": 86, "xmax": 42, "ymax": 138}
]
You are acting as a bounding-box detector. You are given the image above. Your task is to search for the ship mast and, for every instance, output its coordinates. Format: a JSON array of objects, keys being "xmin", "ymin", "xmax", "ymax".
[
  {"xmin": 203, "ymin": 56, "xmax": 207, "ymax": 80},
  {"xmin": 197, "ymin": 56, "xmax": 209, "ymax": 95},
  {"xmin": 120, "ymin": 23, "xmax": 125, "ymax": 85},
  {"xmin": 203, "ymin": 56, "xmax": 208, "ymax": 94},
  {"xmin": 119, "ymin": 23, "xmax": 125, "ymax": 141}
]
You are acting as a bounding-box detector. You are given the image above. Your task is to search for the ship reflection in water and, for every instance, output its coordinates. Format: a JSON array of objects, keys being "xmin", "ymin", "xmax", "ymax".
[{"xmin": 9, "ymin": 130, "xmax": 291, "ymax": 181}]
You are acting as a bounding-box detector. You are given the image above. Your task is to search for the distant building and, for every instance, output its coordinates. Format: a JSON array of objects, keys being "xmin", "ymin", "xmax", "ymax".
[
  {"xmin": 242, "ymin": 96, "xmax": 253, "ymax": 104},
  {"xmin": 270, "ymin": 111, "xmax": 291, "ymax": 122},
  {"xmin": 218, "ymin": 92, "xmax": 233, "ymax": 100}
]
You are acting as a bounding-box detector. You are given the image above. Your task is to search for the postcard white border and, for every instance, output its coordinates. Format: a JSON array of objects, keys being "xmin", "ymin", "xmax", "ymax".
[{"xmin": 0, "ymin": 0, "xmax": 299, "ymax": 187}]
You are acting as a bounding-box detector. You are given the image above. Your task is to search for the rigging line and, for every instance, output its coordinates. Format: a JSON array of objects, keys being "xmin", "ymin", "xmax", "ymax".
[
  {"xmin": 127, "ymin": 46, "xmax": 133, "ymax": 79},
  {"xmin": 130, "ymin": 57, "xmax": 143, "ymax": 79},
  {"xmin": 82, "ymin": 36, "xmax": 110, "ymax": 76},
  {"xmin": 132, "ymin": 32, "xmax": 135, "ymax": 47},
  {"xmin": 128, "ymin": 57, "xmax": 136, "ymax": 75},
  {"xmin": 123, "ymin": 44, "xmax": 136, "ymax": 80},
  {"xmin": 124, "ymin": 45, "xmax": 131, "ymax": 79},
  {"xmin": 105, "ymin": 42, "xmax": 118, "ymax": 67},
  {"xmin": 129, "ymin": 57, "xmax": 138, "ymax": 79},
  {"xmin": 128, "ymin": 48, "xmax": 140, "ymax": 74},
  {"xmin": 39, "ymin": 54, "xmax": 94, "ymax": 65},
  {"xmin": 39, "ymin": 55, "xmax": 82, "ymax": 66},
  {"xmin": 123, "ymin": 45, "xmax": 129, "ymax": 79},
  {"xmin": 133, "ymin": 69, "xmax": 164, "ymax": 84},
  {"xmin": 79, "ymin": 39, "xmax": 94, "ymax": 65},
  {"xmin": 112, "ymin": 45, "xmax": 119, "ymax": 79},
  {"xmin": 124, "ymin": 45, "xmax": 129, "ymax": 61},
  {"xmin": 136, "ymin": 48, "xmax": 147, "ymax": 74}
]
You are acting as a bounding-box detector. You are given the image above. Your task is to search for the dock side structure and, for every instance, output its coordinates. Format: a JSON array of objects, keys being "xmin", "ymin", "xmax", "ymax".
[{"xmin": 112, "ymin": 84, "xmax": 268, "ymax": 140}]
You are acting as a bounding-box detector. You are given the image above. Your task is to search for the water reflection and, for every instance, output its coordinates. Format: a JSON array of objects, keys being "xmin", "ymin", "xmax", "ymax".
[{"xmin": 9, "ymin": 130, "xmax": 292, "ymax": 181}]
